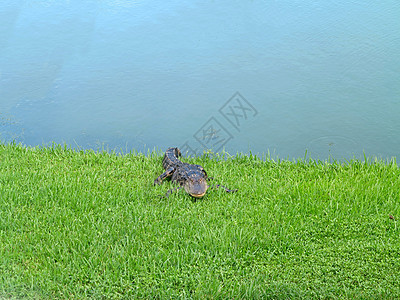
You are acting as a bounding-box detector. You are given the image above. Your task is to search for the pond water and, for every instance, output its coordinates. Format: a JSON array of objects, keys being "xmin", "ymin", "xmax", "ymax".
[{"xmin": 1, "ymin": 1, "xmax": 399, "ymax": 160}]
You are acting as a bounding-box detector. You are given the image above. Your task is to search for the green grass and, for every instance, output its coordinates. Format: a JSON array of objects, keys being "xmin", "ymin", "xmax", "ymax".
[{"xmin": 0, "ymin": 143, "xmax": 399, "ymax": 299}]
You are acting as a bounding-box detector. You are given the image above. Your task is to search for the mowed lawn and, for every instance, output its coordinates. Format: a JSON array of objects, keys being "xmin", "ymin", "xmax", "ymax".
[{"xmin": 0, "ymin": 143, "xmax": 399, "ymax": 299}]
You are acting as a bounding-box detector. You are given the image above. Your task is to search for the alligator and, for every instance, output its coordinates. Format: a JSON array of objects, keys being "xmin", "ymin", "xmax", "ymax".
[{"xmin": 154, "ymin": 147, "xmax": 238, "ymax": 198}]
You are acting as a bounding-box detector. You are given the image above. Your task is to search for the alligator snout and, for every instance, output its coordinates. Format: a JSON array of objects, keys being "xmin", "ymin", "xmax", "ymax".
[{"xmin": 184, "ymin": 179, "xmax": 208, "ymax": 198}]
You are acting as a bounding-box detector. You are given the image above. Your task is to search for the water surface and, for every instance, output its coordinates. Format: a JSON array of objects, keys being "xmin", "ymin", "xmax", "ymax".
[{"xmin": 1, "ymin": 1, "xmax": 399, "ymax": 160}]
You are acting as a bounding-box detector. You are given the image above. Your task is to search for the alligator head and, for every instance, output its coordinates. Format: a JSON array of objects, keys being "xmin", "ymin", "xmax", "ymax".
[{"xmin": 183, "ymin": 177, "xmax": 208, "ymax": 198}]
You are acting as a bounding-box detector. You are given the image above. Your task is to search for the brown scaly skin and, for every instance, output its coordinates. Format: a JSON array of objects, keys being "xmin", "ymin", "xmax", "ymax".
[{"xmin": 154, "ymin": 147, "xmax": 238, "ymax": 198}]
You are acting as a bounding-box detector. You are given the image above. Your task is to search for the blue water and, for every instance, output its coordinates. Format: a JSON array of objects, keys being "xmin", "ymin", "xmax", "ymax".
[{"xmin": 1, "ymin": 1, "xmax": 400, "ymax": 160}]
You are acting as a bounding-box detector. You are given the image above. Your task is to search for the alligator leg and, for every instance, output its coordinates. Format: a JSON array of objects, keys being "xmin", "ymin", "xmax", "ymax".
[
  {"xmin": 154, "ymin": 167, "xmax": 175, "ymax": 185},
  {"xmin": 210, "ymin": 184, "xmax": 238, "ymax": 193},
  {"xmin": 159, "ymin": 186, "xmax": 182, "ymax": 198}
]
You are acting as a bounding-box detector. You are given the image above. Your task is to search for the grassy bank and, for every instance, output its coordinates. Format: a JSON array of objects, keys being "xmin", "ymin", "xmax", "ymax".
[{"xmin": 0, "ymin": 143, "xmax": 399, "ymax": 299}]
